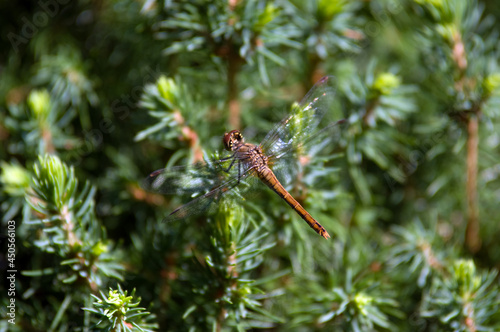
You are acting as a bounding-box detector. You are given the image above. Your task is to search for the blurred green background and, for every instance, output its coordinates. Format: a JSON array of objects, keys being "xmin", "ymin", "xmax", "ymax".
[{"xmin": 1, "ymin": 0, "xmax": 500, "ymax": 331}]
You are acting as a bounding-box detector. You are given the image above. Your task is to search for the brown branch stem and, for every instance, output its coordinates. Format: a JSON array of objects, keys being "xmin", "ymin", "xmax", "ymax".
[
  {"xmin": 465, "ymin": 113, "xmax": 480, "ymax": 252},
  {"xmin": 451, "ymin": 29, "xmax": 481, "ymax": 253},
  {"xmin": 173, "ymin": 110, "xmax": 203, "ymax": 163}
]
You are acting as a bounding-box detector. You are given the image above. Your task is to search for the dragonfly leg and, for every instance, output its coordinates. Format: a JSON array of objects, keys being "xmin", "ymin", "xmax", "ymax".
[
  {"xmin": 236, "ymin": 160, "xmax": 248, "ymax": 185},
  {"xmin": 224, "ymin": 156, "xmax": 237, "ymax": 173},
  {"xmin": 235, "ymin": 160, "xmax": 256, "ymax": 185},
  {"xmin": 237, "ymin": 160, "xmax": 245, "ymax": 185},
  {"xmin": 223, "ymin": 143, "xmax": 248, "ymax": 173},
  {"xmin": 219, "ymin": 155, "xmax": 235, "ymax": 162}
]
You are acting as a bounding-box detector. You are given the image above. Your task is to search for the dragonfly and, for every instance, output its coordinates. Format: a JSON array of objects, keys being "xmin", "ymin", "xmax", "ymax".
[{"xmin": 143, "ymin": 76, "xmax": 345, "ymax": 239}]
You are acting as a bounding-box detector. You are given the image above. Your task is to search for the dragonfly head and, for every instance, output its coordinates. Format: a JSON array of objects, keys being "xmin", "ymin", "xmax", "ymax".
[{"xmin": 223, "ymin": 130, "xmax": 244, "ymax": 151}]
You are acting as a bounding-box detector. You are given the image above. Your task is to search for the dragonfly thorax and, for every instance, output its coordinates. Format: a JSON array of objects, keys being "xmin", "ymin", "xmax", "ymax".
[{"xmin": 223, "ymin": 130, "xmax": 244, "ymax": 151}]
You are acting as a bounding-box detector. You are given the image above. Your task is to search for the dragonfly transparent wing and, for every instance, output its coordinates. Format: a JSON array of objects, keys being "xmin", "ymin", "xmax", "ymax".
[
  {"xmin": 143, "ymin": 158, "xmax": 255, "ymax": 221},
  {"xmin": 260, "ymin": 76, "xmax": 339, "ymax": 185},
  {"xmin": 261, "ymin": 76, "xmax": 337, "ymax": 158},
  {"xmin": 143, "ymin": 159, "xmax": 228, "ymax": 196},
  {"xmin": 160, "ymin": 173, "xmax": 244, "ymax": 221}
]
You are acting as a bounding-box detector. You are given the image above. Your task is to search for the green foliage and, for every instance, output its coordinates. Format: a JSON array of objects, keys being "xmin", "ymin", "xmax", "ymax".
[
  {"xmin": 0, "ymin": 162, "xmax": 30, "ymax": 197},
  {"xmin": 27, "ymin": 155, "xmax": 124, "ymax": 283},
  {"xmin": 1, "ymin": 0, "xmax": 500, "ymax": 331},
  {"xmin": 421, "ymin": 259, "xmax": 500, "ymax": 331},
  {"xmin": 135, "ymin": 75, "xmax": 206, "ymax": 157},
  {"xmin": 83, "ymin": 285, "xmax": 158, "ymax": 331},
  {"xmin": 291, "ymin": 268, "xmax": 402, "ymax": 331}
]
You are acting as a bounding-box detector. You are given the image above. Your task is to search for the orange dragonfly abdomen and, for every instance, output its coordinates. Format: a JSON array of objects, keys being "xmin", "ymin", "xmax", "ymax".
[{"xmin": 256, "ymin": 166, "xmax": 330, "ymax": 239}]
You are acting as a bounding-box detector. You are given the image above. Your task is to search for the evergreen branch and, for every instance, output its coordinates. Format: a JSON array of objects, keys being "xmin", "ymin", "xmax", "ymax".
[
  {"xmin": 413, "ymin": 0, "xmax": 500, "ymax": 253},
  {"xmin": 389, "ymin": 218, "xmax": 447, "ymax": 287},
  {"xmin": 420, "ymin": 260, "xmax": 500, "ymax": 331},
  {"xmin": 135, "ymin": 76, "xmax": 204, "ymax": 163},
  {"xmin": 24, "ymin": 155, "xmax": 124, "ymax": 290},
  {"xmin": 32, "ymin": 45, "xmax": 99, "ymax": 130},
  {"xmin": 290, "ymin": 268, "xmax": 402, "ymax": 330},
  {"xmin": 175, "ymin": 201, "xmax": 282, "ymax": 330},
  {"xmin": 83, "ymin": 285, "xmax": 158, "ymax": 332}
]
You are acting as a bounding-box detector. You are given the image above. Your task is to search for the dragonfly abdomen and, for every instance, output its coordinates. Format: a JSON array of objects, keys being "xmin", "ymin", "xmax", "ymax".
[{"xmin": 256, "ymin": 167, "xmax": 330, "ymax": 239}]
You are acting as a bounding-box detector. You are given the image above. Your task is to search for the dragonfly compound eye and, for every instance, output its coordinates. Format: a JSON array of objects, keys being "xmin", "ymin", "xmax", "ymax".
[{"xmin": 223, "ymin": 130, "xmax": 243, "ymax": 151}]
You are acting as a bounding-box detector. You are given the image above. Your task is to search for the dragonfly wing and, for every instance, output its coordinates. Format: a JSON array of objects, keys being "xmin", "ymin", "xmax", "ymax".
[
  {"xmin": 261, "ymin": 76, "xmax": 337, "ymax": 159},
  {"xmin": 143, "ymin": 158, "xmax": 231, "ymax": 196},
  {"xmin": 144, "ymin": 158, "xmax": 256, "ymax": 221},
  {"xmin": 260, "ymin": 76, "xmax": 339, "ymax": 186},
  {"xmin": 164, "ymin": 174, "xmax": 243, "ymax": 221},
  {"xmin": 270, "ymin": 119, "xmax": 347, "ymax": 185}
]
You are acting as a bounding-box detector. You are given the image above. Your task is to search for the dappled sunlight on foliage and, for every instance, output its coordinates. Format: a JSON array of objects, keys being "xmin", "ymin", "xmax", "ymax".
[{"xmin": 1, "ymin": 0, "xmax": 500, "ymax": 331}]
